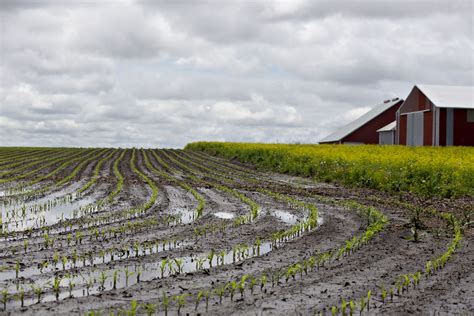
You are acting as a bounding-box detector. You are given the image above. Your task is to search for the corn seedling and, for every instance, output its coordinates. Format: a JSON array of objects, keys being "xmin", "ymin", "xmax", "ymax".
[
  {"xmin": 99, "ymin": 271, "xmax": 108, "ymax": 290},
  {"xmin": 260, "ymin": 274, "xmax": 267, "ymax": 292},
  {"xmin": 19, "ymin": 287, "xmax": 24, "ymax": 307},
  {"xmin": 367, "ymin": 290, "xmax": 371, "ymax": 311},
  {"xmin": 341, "ymin": 298, "xmax": 347, "ymax": 316},
  {"xmin": 162, "ymin": 292, "xmax": 170, "ymax": 316},
  {"xmin": 113, "ymin": 270, "xmax": 118, "ymax": 289},
  {"xmin": 141, "ymin": 303, "xmax": 157, "ymax": 316},
  {"xmin": 160, "ymin": 259, "xmax": 168, "ymax": 278},
  {"xmin": 0, "ymin": 289, "xmax": 7, "ymax": 311},
  {"xmin": 31, "ymin": 283, "xmax": 43, "ymax": 303},
  {"xmin": 53, "ymin": 276, "xmax": 61, "ymax": 300},
  {"xmin": 14, "ymin": 261, "xmax": 20, "ymax": 279},
  {"xmin": 125, "ymin": 268, "xmax": 133, "ymax": 286},
  {"xmin": 204, "ymin": 290, "xmax": 210, "ymax": 311},
  {"xmin": 349, "ymin": 300, "xmax": 355, "ymax": 316},
  {"xmin": 128, "ymin": 300, "xmax": 138, "ymax": 316},
  {"xmin": 68, "ymin": 277, "xmax": 75, "ymax": 297},
  {"xmin": 215, "ymin": 286, "xmax": 225, "ymax": 304},
  {"xmin": 195, "ymin": 291, "xmax": 204, "ymax": 311},
  {"xmin": 174, "ymin": 258, "xmax": 184, "ymax": 274},
  {"xmin": 381, "ymin": 287, "xmax": 387, "ymax": 303},
  {"xmin": 136, "ymin": 268, "xmax": 142, "ymax": 283},
  {"xmin": 207, "ymin": 249, "xmax": 216, "ymax": 268},
  {"xmin": 228, "ymin": 281, "xmax": 237, "ymax": 301},
  {"xmin": 174, "ymin": 293, "xmax": 188, "ymax": 315}
]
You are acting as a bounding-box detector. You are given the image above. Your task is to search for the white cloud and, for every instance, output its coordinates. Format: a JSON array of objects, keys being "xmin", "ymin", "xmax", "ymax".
[{"xmin": 0, "ymin": 0, "xmax": 472, "ymax": 147}]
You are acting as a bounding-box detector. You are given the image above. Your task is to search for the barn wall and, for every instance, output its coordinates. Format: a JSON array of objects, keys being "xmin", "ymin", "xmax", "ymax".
[
  {"xmin": 399, "ymin": 115, "xmax": 407, "ymax": 145},
  {"xmin": 399, "ymin": 87, "xmax": 432, "ymax": 114},
  {"xmin": 423, "ymin": 110, "xmax": 433, "ymax": 146},
  {"xmin": 439, "ymin": 108, "xmax": 446, "ymax": 146},
  {"xmin": 453, "ymin": 109, "xmax": 474, "ymax": 146},
  {"xmin": 342, "ymin": 100, "xmax": 402, "ymax": 144}
]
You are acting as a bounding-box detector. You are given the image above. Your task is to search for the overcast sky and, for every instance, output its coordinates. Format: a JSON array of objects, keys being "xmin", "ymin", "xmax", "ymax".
[{"xmin": 0, "ymin": 0, "xmax": 472, "ymax": 148}]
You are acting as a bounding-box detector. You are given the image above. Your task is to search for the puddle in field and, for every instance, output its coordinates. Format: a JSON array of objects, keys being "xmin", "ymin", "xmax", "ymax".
[
  {"xmin": 2, "ymin": 213, "xmax": 323, "ymax": 309},
  {"xmin": 0, "ymin": 240, "xmax": 191, "ymax": 284},
  {"xmin": 169, "ymin": 208, "xmax": 195, "ymax": 224},
  {"xmin": 3, "ymin": 239, "xmax": 277, "ymax": 308},
  {"xmin": 213, "ymin": 212, "xmax": 235, "ymax": 219},
  {"xmin": 272, "ymin": 210, "xmax": 300, "ymax": 225},
  {"xmin": 0, "ymin": 182, "xmax": 99, "ymax": 233}
]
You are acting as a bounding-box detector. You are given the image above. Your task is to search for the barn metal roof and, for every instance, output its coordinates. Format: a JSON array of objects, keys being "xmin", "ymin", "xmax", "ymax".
[
  {"xmin": 319, "ymin": 98, "xmax": 401, "ymax": 143},
  {"xmin": 376, "ymin": 121, "xmax": 396, "ymax": 132},
  {"xmin": 417, "ymin": 84, "xmax": 474, "ymax": 109}
]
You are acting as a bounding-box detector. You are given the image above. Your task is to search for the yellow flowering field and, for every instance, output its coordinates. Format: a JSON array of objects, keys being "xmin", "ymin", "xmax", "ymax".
[{"xmin": 185, "ymin": 142, "xmax": 474, "ymax": 198}]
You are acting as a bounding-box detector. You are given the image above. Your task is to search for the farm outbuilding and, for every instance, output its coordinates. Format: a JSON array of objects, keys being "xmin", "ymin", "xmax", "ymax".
[
  {"xmin": 319, "ymin": 98, "xmax": 403, "ymax": 144},
  {"xmin": 396, "ymin": 85, "xmax": 474, "ymax": 146},
  {"xmin": 377, "ymin": 121, "xmax": 396, "ymax": 145}
]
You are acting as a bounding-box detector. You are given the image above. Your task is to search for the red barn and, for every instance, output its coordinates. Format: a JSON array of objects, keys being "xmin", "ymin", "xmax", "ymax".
[
  {"xmin": 396, "ymin": 85, "xmax": 474, "ymax": 146},
  {"xmin": 319, "ymin": 98, "xmax": 403, "ymax": 144}
]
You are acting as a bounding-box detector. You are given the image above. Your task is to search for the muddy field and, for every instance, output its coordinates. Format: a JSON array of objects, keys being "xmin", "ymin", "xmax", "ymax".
[{"xmin": 0, "ymin": 148, "xmax": 472, "ymax": 315}]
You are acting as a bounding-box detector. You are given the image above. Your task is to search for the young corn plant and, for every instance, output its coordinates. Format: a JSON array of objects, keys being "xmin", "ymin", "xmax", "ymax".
[
  {"xmin": 19, "ymin": 287, "xmax": 24, "ymax": 308},
  {"xmin": 53, "ymin": 276, "xmax": 61, "ymax": 300},
  {"xmin": 14, "ymin": 261, "xmax": 20, "ymax": 279},
  {"xmin": 136, "ymin": 268, "xmax": 142, "ymax": 283},
  {"xmin": 0, "ymin": 289, "xmax": 7, "ymax": 311},
  {"xmin": 68, "ymin": 277, "xmax": 75, "ymax": 298},
  {"xmin": 360, "ymin": 296, "xmax": 366, "ymax": 314},
  {"xmin": 174, "ymin": 258, "xmax": 184, "ymax": 274},
  {"xmin": 23, "ymin": 239, "xmax": 28, "ymax": 254},
  {"xmin": 162, "ymin": 292, "xmax": 170, "ymax": 316},
  {"xmin": 260, "ymin": 274, "xmax": 267, "ymax": 292},
  {"xmin": 341, "ymin": 298, "xmax": 347, "ymax": 316},
  {"xmin": 160, "ymin": 259, "xmax": 168, "ymax": 278},
  {"xmin": 214, "ymin": 286, "xmax": 225, "ymax": 304},
  {"xmin": 249, "ymin": 276, "xmax": 257, "ymax": 294},
  {"xmin": 125, "ymin": 268, "xmax": 134, "ymax": 286},
  {"xmin": 204, "ymin": 290, "xmax": 210, "ymax": 312},
  {"xmin": 195, "ymin": 291, "xmax": 204, "ymax": 311},
  {"xmin": 349, "ymin": 300, "xmax": 355, "ymax": 316},
  {"xmin": 174, "ymin": 293, "xmax": 188, "ymax": 315},
  {"xmin": 53, "ymin": 252, "xmax": 59, "ymax": 268},
  {"xmin": 62, "ymin": 256, "xmax": 68, "ymax": 270},
  {"xmin": 381, "ymin": 287, "xmax": 387, "ymax": 303},
  {"xmin": 99, "ymin": 271, "xmax": 108, "ymax": 290},
  {"xmin": 31, "ymin": 284, "xmax": 43, "ymax": 303},
  {"xmin": 113, "ymin": 270, "xmax": 118, "ymax": 289},
  {"xmin": 141, "ymin": 302, "xmax": 157, "ymax": 316},
  {"xmin": 367, "ymin": 290, "xmax": 371, "ymax": 311},
  {"xmin": 207, "ymin": 249, "xmax": 216, "ymax": 268},
  {"xmin": 228, "ymin": 281, "xmax": 237, "ymax": 301},
  {"xmin": 128, "ymin": 300, "xmax": 138, "ymax": 316}
]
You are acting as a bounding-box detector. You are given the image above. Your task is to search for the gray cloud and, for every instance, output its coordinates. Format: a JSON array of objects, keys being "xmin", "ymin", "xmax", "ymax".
[{"xmin": 0, "ymin": 0, "xmax": 472, "ymax": 148}]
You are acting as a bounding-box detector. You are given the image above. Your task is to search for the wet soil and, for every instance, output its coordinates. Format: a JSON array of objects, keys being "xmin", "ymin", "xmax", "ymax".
[{"xmin": 0, "ymin": 149, "xmax": 471, "ymax": 315}]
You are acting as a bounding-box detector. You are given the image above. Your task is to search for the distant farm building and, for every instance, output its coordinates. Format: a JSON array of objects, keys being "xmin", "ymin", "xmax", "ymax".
[
  {"xmin": 320, "ymin": 84, "xmax": 473, "ymax": 146},
  {"xmin": 396, "ymin": 85, "xmax": 474, "ymax": 146},
  {"xmin": 377, "ymin": 121, "xmax": 396, "ymax": 145},
  {"xmin": 319, "ymin": 98, "xmax": 403, "ymax": 144}
]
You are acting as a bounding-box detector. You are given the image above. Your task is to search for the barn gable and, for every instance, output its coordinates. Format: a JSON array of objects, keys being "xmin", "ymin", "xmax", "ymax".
[{"xmin": 397, "ymin": 85, "xmax": 474, "ymax": 146}]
